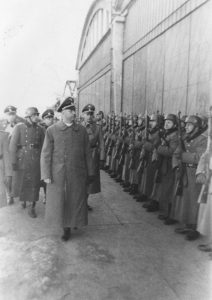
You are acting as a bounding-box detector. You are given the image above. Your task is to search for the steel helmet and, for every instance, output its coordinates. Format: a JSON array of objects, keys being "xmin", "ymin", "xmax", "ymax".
[
  {"xmin": 164, "ymin": 114, "xmax": 178, "ymax": 125},
  {"xmin": 185, "ymin": 115, "xmax": 202, "ymax": 128},
  {"xmin": 25, "ymin": 107, "xmax": 39, "ymax": 118}
]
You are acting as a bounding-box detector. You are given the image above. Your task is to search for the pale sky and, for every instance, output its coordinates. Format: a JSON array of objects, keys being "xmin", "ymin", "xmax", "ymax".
[{"xmin": 0, "ymin": 0, "xmax": 94, "ymax": 117}]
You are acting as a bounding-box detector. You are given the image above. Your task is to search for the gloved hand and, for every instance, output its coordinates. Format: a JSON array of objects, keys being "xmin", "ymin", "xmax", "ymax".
[
  {"xmin": 196, "ymin": 173, "xmax": 206, "ymax": 184},
  {"xmin": 87, "ymin": 175, "xmax": 95, "ymax": 184},
  {"xmin": 99, "ymin": 160, "xmax": 105, "ymax": 170},
  {"xmin": 44, "ymin": 178, "xmax": 52, "ymax": 184},
  {"xmin": 12, "ymin": 163, "xmax": 18, "ymax": 171}
]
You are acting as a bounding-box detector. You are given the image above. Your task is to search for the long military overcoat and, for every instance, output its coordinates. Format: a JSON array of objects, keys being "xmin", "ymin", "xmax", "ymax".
[
  {"xmin": 196, "ymin": 152, "xmax": 212, "ymax": 238},
  {"xmin": 0, "ymin": 131, "xmax": 12, "ymax": 207},
  {"xmin": 174, "ymin": 134, "xmax": 207, "ymax": 225},
  {"xmin": 138, "ymin": 129, "xmax": 161, "ymax": 197},
  {"xmin": 40, "ymin": 121, "xmax": 94, "ymax": 231},
  {"xmin": 154, "ymin": 130, "xmax": 179, "ymax": 216},
  {"xmin": 83, "ymin": 122, "xmax": 105, "ymax": 194},
  {"xmin": 9, "ymin": 121, "xmax": 44, "ymax": 202}
]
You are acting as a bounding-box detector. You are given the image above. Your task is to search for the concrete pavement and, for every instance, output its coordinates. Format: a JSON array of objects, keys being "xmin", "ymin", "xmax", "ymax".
[{"xmin": 0, "ymin": 171, "xmax": 211, "ymax": 300}]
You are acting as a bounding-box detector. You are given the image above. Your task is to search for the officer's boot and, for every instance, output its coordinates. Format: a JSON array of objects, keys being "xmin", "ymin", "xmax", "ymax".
[
  {"xmin": 8, "ymin": 196, "xmax": 14, "ymax": 205},
  {"xmin": 136, "ymin": 194, "xmax": 148, "ymax": 202},
  {"xmin": 28, "ymin": 202, "xmax": 37, "ymax": 218},
  {"xmin": 22, "ymin": 200, "xmax": 26, "ymax": 209},
  {"xmin": 129, "ymin": 184, "xmax": 138, "ymax": 195},
  {"xmin": 123, "ymin": 184, "xmax": 132, "ymax": 192},
  {"xmin": 61, "ymin": 227, "xmax": 71, "ymax": 241},
  {"xmin": 146, "ymin": 200, "xmax": 159, "ymax": 212}
]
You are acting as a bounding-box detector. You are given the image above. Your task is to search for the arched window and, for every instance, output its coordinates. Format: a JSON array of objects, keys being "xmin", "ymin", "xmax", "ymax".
[{"xmin": 81, "ymin": 9, "xmax": 110, "ymax": 62}]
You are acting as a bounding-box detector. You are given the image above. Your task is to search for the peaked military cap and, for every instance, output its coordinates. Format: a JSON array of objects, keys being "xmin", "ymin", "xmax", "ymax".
[
  {"xmin": 82, "ymin": 104, "xmax": 95, "ymax": 113},
  {"xmin": 4, "ymin": 105, "xmax": 17, "ymax": 114},
  {"xmin": 57, "ymin": 97, "xmax": 75, "ymax": 112},
  {"xmin": 42, "ymin": 109, "xmax": 54, "ymax": 119}
]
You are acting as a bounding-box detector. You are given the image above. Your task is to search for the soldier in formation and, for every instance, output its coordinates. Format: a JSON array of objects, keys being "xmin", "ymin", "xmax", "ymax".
[
  {"xmin": 0, "ymin": 101, "xmax": 211, "ymax": 250},
  {"xmin": 102, "ymin": 109, "xmax": 210, "ymax": 250}
]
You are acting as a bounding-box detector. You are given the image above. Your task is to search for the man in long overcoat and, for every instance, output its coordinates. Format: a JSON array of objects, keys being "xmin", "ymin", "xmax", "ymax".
[
  {"xmin": 3, "ymin": 105, "xmax": 24, "ymax": 204},
  {"xmin": 39, "ymin": 109, "xmax": 55, "ymax": 203},
  {"xmin": 40, "ymin": 97, "xmax": 94, "ymax": 241},
  {"xmin": 0, "ymin": 131, "xmax": 12, "ymax": 207},
  {"xmin": 9, "ymin": 107, "xmax": 44, "ymax": 217},
  {"xmin": 81, "ymin": 104, "xmax": 105, "ymax": 211}
]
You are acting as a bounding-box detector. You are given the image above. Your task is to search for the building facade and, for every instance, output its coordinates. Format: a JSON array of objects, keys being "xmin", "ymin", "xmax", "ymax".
[{"xmin": 76, "ymin": 0, "xmax": 212, "ymax": 115}]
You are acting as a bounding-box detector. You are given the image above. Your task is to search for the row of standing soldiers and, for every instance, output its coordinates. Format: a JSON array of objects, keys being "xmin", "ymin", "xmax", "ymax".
[
  {"xmin": 98, "ymin": 111, "xmax": 211, "ymax": 248},
  {"xmin": 0, "ymin": 103, "xmax": 211, "ymax": 247}
]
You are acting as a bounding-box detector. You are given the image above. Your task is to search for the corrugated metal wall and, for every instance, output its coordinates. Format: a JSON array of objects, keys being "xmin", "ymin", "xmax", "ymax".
[
  {"xmin": 78, "ymin": 32, "xmax": 111, "ymax": 113},
  {"xmin": 122, "ymin": 0, "xmax": 212, "ymax": 114},
  {"xmin": 79, "ymin": 70, "xmax": 111, "ymax": 113}
]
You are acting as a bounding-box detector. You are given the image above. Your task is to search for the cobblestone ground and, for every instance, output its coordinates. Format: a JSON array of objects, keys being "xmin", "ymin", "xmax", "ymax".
[{"xmin": 0, "ymin": 171, "xmax": 211, "ymax": 300}]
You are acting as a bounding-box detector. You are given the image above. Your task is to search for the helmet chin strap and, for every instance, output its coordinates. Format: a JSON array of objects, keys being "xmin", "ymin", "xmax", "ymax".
[{"xmin": 27, "ymin": 116, "xmax": 36, "ymax": 125}]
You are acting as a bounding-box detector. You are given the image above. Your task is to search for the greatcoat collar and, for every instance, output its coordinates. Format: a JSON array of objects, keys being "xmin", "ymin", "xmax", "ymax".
[{"xmin": 57, "ymin": 120, "xmax": 79, "ymax": 131}]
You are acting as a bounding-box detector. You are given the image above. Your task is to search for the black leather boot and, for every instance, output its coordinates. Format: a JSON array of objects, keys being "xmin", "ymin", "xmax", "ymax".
[{"xmin": 61, "ymin": 227, "xmax": 71, "ymax": 241}]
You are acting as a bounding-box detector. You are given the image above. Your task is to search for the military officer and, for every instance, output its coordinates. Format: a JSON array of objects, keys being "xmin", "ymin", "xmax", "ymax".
[
  {"xmin": 9, "ymin": 107, "xmax": 45, "ymax": 217},
  {"xmin": 39, "ymin": 109, "xmax": 55, "ymax": 203},
  {"xmin": 41, "ymin": 97, "xmax": 94, "ymax": 241},
  {"xmin": 40, "ymin": 109, "xmax": 55, "ymax": 129},
  {"xmin": 82, "ymin": 104, "xmax": 105, "ymax": 211}
]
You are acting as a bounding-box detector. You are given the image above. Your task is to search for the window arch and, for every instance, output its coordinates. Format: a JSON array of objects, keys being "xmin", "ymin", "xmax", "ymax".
[{"xmin": 81, "ymin": 8, "xmax": 110, "ymax": 62}]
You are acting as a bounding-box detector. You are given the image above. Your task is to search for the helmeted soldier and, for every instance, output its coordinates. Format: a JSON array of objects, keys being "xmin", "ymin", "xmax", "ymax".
[
  {"xmin": 9, "ymin": 107, "xmax": 45, "ymax": 217},
  {"xmin": 96, "ymin": 110, "xmax": 104, "ymax": 126},
  {"xmin": 145, "ymin": 114, "xmax": 179, "ymax": 216},
  {"xmin": 82, "ymin": 104, "xmax": 105, "ymax": 211},
  {"xmin": 135, "ymin": 113, "xmax": 163, "ymax": 203},
  {"xmin": 174, "ymin": 115, "xmax": 207, "ymax": 240},
  {"xmin": 3, "ymin": 105, "xmax": 24, "ymax": 204}
]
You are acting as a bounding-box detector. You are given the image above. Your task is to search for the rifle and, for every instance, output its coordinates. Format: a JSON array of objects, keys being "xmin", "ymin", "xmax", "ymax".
[
  {"xmin": 137, "ymin": 110, "xmax": 149, "ymax": 173},
  {"xmin": 118, "ymin": 117, "xmax": 128, "ymax": 167},
  {"xmin": 107, "ymin": 115, "xmax": 115, "ymax": 156},
  {"xmin": 104, "ymin": 115, "xmax": 111, "ymax": 152},
  {"xmin": 175, "ymin": 111, "xmax": 187, "ymax": 196},
  {"xmin": 113, "ymin": 114, "xmax": 123, "ymax": 160},
  {"xmin": 129, "ymin": 129, "xmax": 136, "ymax": 169}
]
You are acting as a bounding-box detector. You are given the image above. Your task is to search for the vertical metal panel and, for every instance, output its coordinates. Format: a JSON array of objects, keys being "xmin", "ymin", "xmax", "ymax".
[
  {"xmin": 104, "ymin": 71, "xmax": 111, "ymax": 113},
  {"xmin": 122, "ymin": 56, "xmax": 134, "ymax": 113},
  {"xmin": 145, "ymin": 34, "xmax": 165, "ymax": 113},
  {"xmin": 187, "ymin": 2, "xmax": 212, "ymax": 114},
  {"xmin": 79, "ymin": 33, "xmax": 111, "ymax": 87},
  {"xmin": 124, "ymin": 0, "xmax": 188, "ymax": 52},
  {"xmin": 132, "ymin": 47, "xmax": 147, "ymax": 114},
  {"xmin": 78, "ymin": 70, "xmax": 111, "ymax": 114},
  {"xmin": 163, "ymin": 17, "xmax": 190, "ymax": 114}
]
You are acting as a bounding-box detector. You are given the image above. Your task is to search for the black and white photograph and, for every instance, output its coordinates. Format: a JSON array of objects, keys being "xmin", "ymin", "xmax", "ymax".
[{"xmin": 0, "ymin": 0, "xmax": 211, "ymax": 299}]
